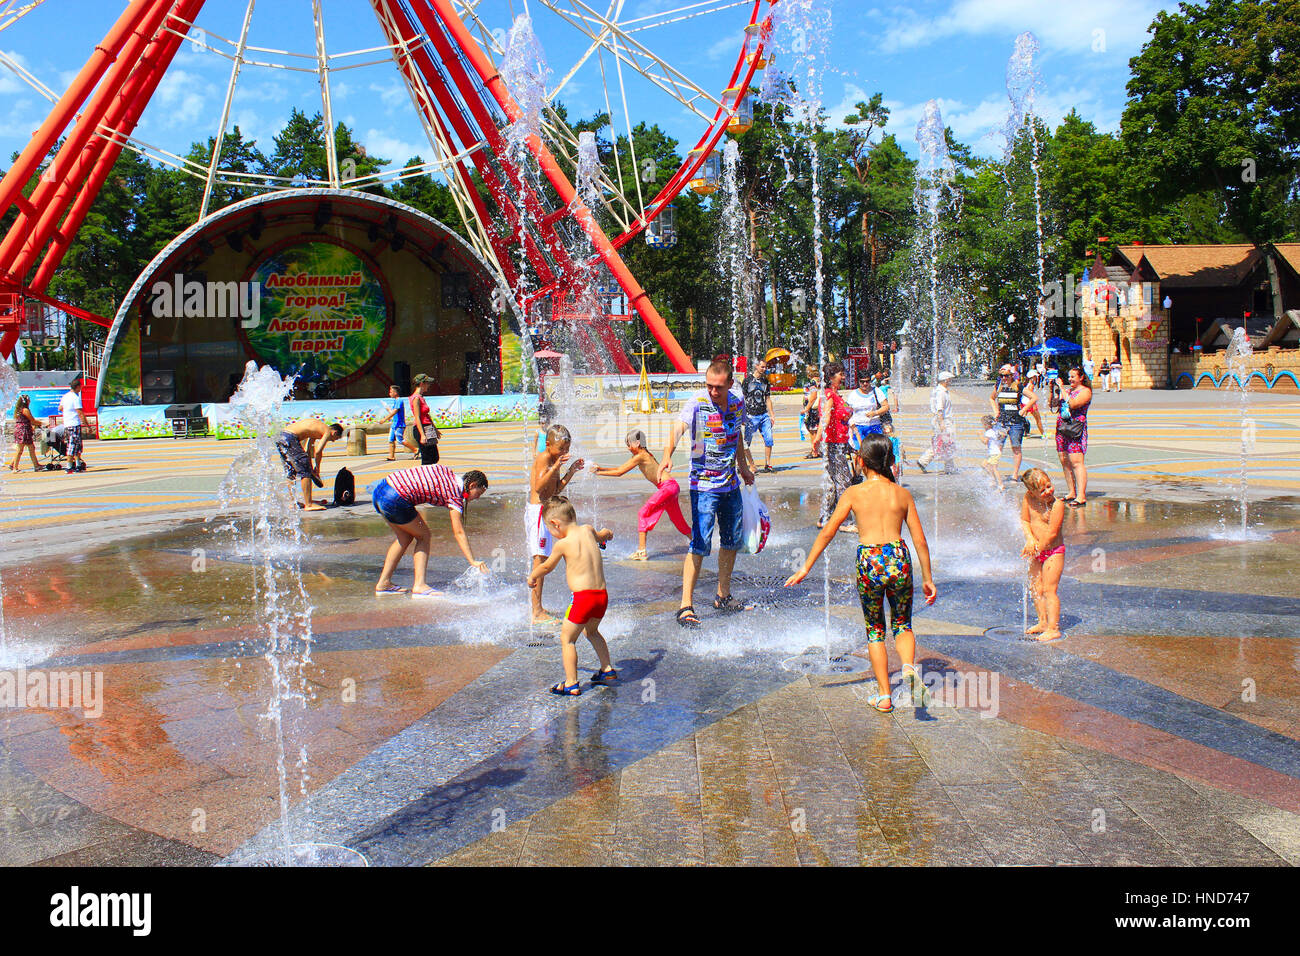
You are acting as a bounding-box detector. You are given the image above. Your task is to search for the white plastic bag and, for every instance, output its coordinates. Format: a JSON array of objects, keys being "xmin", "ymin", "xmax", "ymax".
[{"xmin": 739, "ymin": 484, "xmax": 771, "ymax": 554}]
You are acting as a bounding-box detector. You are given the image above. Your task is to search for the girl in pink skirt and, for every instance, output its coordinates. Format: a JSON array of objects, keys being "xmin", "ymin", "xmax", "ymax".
[{"xmin": 593, "ymin": 429, "xmax": 690, "ymax": 560}]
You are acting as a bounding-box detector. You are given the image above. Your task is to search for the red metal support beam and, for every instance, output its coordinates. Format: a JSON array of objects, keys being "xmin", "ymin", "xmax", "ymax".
[
  {"xmin": 0, "ymin": 0, "xmax": 175, "ymax": 279},
  {"xmin": 426, "ymin": 0, "xmax": 693, "ymax": 372},
  {"xmin": 29, "ymin": 0, "xmax": 207, "ymax": 292},
  {"xmin": 405, "ymin": 0, "xmax": 576, "ymax": 288},
  {"xmin": 372, "ymin": 0, "xmax": 522, "ymax": 295},
  {"xmin": 0, "ymin": 0, "xmax": 156, "ymax": 224},
  {"xmin": 372, "ymin": 0, "xmax": 544, "ymax": 296}
]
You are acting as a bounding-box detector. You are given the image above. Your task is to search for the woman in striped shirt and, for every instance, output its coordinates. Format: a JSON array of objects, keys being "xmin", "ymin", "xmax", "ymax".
[{"xmin": 373, "ymin": 464, "xmax": 489, "ymax": 596}]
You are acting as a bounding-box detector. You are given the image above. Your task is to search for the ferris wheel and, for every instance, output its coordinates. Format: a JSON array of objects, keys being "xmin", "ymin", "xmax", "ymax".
[{"xmin": 0, "ymin": 0, "xmax": 774, "ymax": 371}]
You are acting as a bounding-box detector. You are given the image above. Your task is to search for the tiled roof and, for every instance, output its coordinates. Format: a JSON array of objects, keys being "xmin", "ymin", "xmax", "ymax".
[
  {"xmin": 1272, "ymin": 243, "xmax": 1300, "ymax": 277},
  {"xmin": 1114, "ymin": 244, "xmax": 1261, "ymax": 288}
]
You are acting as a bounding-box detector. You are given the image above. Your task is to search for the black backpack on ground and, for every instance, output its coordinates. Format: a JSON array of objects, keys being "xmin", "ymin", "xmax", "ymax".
[{"xmin": 333, "ymin": 467, "xmax": 355, "ymax": 505}]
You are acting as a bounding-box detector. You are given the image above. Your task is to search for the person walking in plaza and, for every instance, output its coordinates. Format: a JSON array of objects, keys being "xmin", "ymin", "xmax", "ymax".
[
  {"xmin": 1056, "ymin": 366, "xmax": 1093, "ymax": 507},
  {"xmin": 659, "ymin": 359, "xmax": 755, "ymax": 628},
  {"xmin": 379, "ymin": 384, "xmax": 417, "ymax": 461},
  {"xmin": 1019, "ymin": 466, "xmax": 1066, "ymax": 641},
  {"xmin": 916, "ymin": 371, "xmax": 957, "ymax": 474},
  {"xmin": 812, "ymin": 362, "xmax": 855, "ymax": 533},
  {"xmin": 783, "ymin": 435, "xmax": 938, "ymax": 713},
  {"xmin": 372, "ymin": 464, "xmax": 489, "ymax": 596},
  {"xmin": 276, "ymin": 418, "xmax": 343, "ymax": 510},
  {"xmin": 800, "ymin": 380, "xmax": 822, "ymax": 458},
  {"xmin": 741, "ymin": 357, "xmax": 776, "ymax": 473},
  {"xmin": 979, "ymin": 415, "xmax": 1006, "ymax": 492},
  {"xmin": 845, "ymin": 368, "xmax": 888, "ymax": 450},
  {"xmin": 1108, "ymin": 356, "xmax": 1122, "ymax": 392},
  {"xmin": 58, "ymin": 377, "xmax": 89, "ymax": 474},
  {"xmin": 1020, "ymin": 368, "xmax": 1046, "ymax": 437},
  {"xmin": 409, "ymin": 373, "xmax": 440, "ymax": 464},
  {"xmin": 989, "ymin": 364, "xmax": 1030, "ymax": 478},
  {"xmin": 593, "ymin": 428, "xmax": 689, "ymax": 560},
  {"xmin": 527, "ymin": 495, "xmax": 618, "ymax": 696},
  {"xmin": 8, "ymin": 394, "xmax": 40, "ymax": 472}
]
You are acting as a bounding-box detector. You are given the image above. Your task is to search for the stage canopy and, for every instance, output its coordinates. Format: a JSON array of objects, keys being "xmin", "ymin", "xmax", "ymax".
[{"xmin": 97, "ymin": 189, "xmax": 513, "ymax": 407}]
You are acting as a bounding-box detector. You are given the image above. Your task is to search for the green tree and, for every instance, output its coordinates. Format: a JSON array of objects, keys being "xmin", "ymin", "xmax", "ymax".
[{"xmin": 1121, "ymin": 0, "xmax": 1300, "ymax": 242}]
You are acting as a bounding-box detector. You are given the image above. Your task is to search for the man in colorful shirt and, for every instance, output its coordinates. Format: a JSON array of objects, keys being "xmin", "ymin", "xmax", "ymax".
[{"xmin": 659, "ymin": 359, "xmax": 755, "ymax": 628}]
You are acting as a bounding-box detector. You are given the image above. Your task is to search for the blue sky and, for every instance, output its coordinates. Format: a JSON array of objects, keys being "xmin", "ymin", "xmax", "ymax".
[{"xmin": 0, "ymin": 0, "xmax": 1179, "ymax": 178}]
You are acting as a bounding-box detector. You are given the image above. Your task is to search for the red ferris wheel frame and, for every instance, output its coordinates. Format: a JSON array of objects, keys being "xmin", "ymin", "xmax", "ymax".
[{"xmin": 0, "ymin": 0, "xmax": 772, "ymax": 372}]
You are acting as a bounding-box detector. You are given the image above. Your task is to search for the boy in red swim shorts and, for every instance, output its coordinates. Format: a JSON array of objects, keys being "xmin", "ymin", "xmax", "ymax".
[{"xmin": 527, "ymin": 496, "xmax": 617, "ymax": 695}]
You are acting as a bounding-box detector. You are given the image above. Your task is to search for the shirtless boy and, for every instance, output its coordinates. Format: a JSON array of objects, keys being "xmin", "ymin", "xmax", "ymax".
[
  {"xmin": 276, "ymin": 418, "xmax": 343, "ymax": 510},
  {"xmin": 529, "ymin": 424, "xmax": 585, "ymax": 624},
  {"xmin": 527, "ymin": 496, "xmax": 617, "ymax": 696},
  {"xmin": 593, "ymin": 428, "xmax": 690, "ymax": 559}
]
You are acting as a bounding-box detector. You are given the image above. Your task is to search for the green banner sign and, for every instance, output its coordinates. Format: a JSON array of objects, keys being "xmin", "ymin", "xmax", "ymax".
[{"xmin": 246, "ymin": 240, "xmax": 388, "ymax": 384}]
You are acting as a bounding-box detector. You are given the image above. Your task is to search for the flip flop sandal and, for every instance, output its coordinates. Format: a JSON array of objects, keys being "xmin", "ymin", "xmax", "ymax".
[
  {"xmin": 712, "ymin": 594, "xmax": 752, "ymax": 613},
  {"xmin": 590, "ymin": 667, "xmax": 619, "ymax": 685},
  {"xmin": 374, "ymin": 584, "xmax": 408, "ymax": 595},
  {"xmin": 902, "ymin": 664, "xmax": 931, "ymax": 707},
  {"xmin": 676, "ymin": 606, "xmax": 701, "ymax": 628},
  {"xmin": 411, "ymin": 589, "xmax": 444, "ymax": 599},
  {"xmin": 532, "ymin": 615, "xmax": 562, "ymax": 628},
  {"xmin": 629, "ymin": 549, "xmax": 649, "ymax": 561},
  {"xmin": 865, "ymin": 693, "xmax": 894, "ymax": 713},
  {"xmin": 550, "ymin": 680, "xmax": 581, "ymax": 696}
]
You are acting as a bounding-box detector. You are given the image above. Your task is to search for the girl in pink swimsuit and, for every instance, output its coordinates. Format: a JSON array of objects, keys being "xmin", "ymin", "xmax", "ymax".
[
  {"xmin": 1019, "ymin": 467, "xmax": 1066, "ymax": 642},
  {"xmin": 593, "ymin": 429, "xmax": 690, "ymax": 560}
]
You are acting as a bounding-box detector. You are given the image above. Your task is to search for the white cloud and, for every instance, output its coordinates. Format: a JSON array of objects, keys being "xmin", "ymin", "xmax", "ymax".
[
  {"xmin": 873, "ymin": 0, "xmax": 1174, "ymax": 55},
  {"xmin": 363, "ymin": 128, "xmax": 421, "ymax": 164},
  {"xmin": 704, "ymin": 31, "xmax": 744, "ymax": 63},
  {"xmin": 153, "ymin": 69, "xmax": 215, "ymax": 128},
  {"xmin": 368, "ymin": 80, "xmax": 409, "ymax": 112},
  {"xmin": 0, "ymin": 50, "xmax": 32, "ymax": 95},
  {"xmin": 882, "ymin": 84, "xmax": 1121, "ymax": 159}
]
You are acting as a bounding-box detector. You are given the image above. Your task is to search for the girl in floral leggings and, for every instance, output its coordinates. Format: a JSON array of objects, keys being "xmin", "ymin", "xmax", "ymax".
[{"xmin": 784, "ymin": 434, "xmax": 938, "ymax": 712}]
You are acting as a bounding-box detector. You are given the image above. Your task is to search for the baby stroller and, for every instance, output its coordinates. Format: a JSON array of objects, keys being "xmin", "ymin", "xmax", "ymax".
[{"xmin": 38, "ymin": 423, "xmax": 69, "ymax": 470}]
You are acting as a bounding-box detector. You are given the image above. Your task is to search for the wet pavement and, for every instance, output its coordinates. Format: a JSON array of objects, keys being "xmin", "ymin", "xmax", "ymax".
[{"xmin": 1, "ymin": 388, "xmax": 1298, "ymax": 865}]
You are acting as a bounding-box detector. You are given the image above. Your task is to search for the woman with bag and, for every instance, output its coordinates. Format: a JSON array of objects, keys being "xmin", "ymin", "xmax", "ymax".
[
  {"xmin": 1055, "ymin": 366, "xmax": 1092, "ymax": 507},
  {"xmin": 409, "ymin": 373, "xmax": 441, "ymax": 465},
  {"xmin": 9, "ymin": 394, "xmax": 41, "ymax": 472}
]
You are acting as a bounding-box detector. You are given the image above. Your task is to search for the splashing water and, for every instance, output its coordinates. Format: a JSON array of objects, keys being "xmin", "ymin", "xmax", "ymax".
[
  {"xmin": 915, "ymin": 99, "xmax": 955, "ymax": 388},
  {"xmin": 1227, "ymin": 327, "xmax": 1254, "ymax": 537},
  {"xmin": 502, "ymin": 14, "xmax": 549, "ymax": 165},
  {"xmin": 719, "ymin": 140, "xmax": 747, "ymax": 358},
  {"xmin": 1004, "ymin": 32, "xmax": 1047, "ymax": 352},
  {"xmin": 216, "ymin": 361, "xmax": 317, "ymax": 865},
  {"xmin": 763, "ymin": 0, "xmax": 861, "ymax": 671},
  {"xmin": 576, "ymin": 130, "xmax": 600, "ymax": 209}
]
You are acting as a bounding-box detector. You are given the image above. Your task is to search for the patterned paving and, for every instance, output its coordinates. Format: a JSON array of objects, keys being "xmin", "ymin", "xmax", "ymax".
[{"xmin": 0, "ymin": 387, "xmax": 1297, "ymax": 865}]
